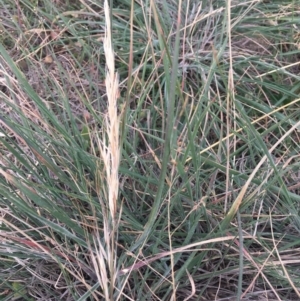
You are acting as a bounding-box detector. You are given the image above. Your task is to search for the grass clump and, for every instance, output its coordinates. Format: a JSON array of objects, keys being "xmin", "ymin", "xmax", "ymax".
[{"xmin": 1, "ymin": 0, "xmax": 300, "ymax": 300}]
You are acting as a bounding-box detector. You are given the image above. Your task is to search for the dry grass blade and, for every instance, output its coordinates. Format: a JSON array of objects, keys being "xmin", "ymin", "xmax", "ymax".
[
  {"xmin": 221, "ymin": 119, "xmax": 300, "ymax": 230},
  {"xmin": 183, "ymin": 270, "xmax": 195, "ymax": 301},
  {"xmin": 118, "ymin": 235, "xmax": 252, "ymax": 276},
  {"xmin": 270, "ymin": 215, "xmax": 300, "ymax": 298},
  {"xmin": 185, "ymin": 96, "xmax": 300, "ymax": 163}
]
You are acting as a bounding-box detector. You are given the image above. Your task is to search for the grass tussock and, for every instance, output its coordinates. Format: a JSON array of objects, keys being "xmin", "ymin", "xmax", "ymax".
[{"xmin": 1, "ymin": 0, "xmax": 300, "ymax": 300}]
